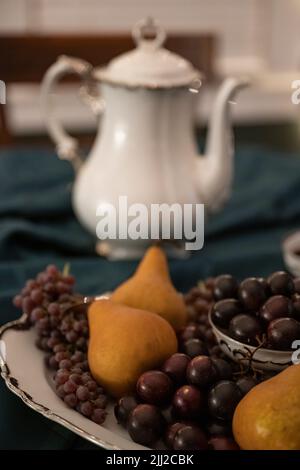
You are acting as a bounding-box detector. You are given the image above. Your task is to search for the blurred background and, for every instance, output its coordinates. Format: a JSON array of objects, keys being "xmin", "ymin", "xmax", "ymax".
[{"xmin": 1, "ymin": 0, "xmax": 300, "ymax": 152}]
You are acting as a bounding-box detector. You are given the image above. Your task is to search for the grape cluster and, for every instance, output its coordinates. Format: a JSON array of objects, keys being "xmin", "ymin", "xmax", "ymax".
[
  {"xmin": 114, "ymin": 278, "xmax": 247, "ymax": 450},
  {"xmin": 12, "ymin": 264, "xmax": 108, "ymax": 425},
  {"xmin": 211, "ymin": 272, "xmax": 300, "ymax": 350}
]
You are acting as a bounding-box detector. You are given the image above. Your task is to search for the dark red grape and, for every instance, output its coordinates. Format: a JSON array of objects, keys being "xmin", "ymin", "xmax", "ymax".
[
  {"xmin": 208, "ymin": 380, "xmax": 242, "ymax": 421},
  {"xmin": 55, "ymin": 370, "xmax": 69, "ymax": 385},
  {"xmin": 136, "ymin": 371, "xmax": 173, "ymax": 407},
  {"xmin": 172, "ymin": 385, "xmax": 204, "ymax": 419},
  {"xmin": 173, "ymin": 425, "xmax": 208, "ymax": 450},
  {"xmin": 80, "ymin": 401, "xmax": 94, "ymax": 417},
  {"xmin": 260, "ymin": 295, "xmax": 293, "ymax": 323},
  {"xmin": 30, "ymin": 307, "xmax": 46, "ymax": 323},
  {"xmin": 211, "ymin": 358, "xmax": 232, "ymax": 380},
  {"xmin": 213, "ymin": 275, "xmax": 238, "ymax": 301},
  {"xmin": 164, "ymin": 422, "xmax": 185, "ymax": 449},
  {"xmin": 293, "ymin": 294, "xmax": 300, "ymax": 320},
  {"xmin": 63, "ymin": 380, "xmax": 77, "ymax": 394},
  {"xmin": 13, "ymin": 295, "xmax": 23, "ymax": 308},
  {"xmin": 22, "ymin": 296, "xmax": 35, "ymax": 314},
  {"xmin": 114, "ymin": 396, "xmax": 138, "ymax": 427},
  {"xmin": 94, "ymin": 395, "xmax": 108, "ymax": 409},
  {"xmin": 184, "ymin": 287, "xmax": 201, "ymax": 305},
  {"xmin": 294, "ymin": 278, "xmax": 300, "ymax": 295},
  {"xmin": 59, "ymin": 359, "xmax": 72, "ymax": 369},
  {"xmin": 193, "ymin": 298, "xmax": 210, "ymax": 315},
  {"xmin": 228, "ymin": 314, "xmax": 262, "ymax": 345},
  {"xmin": 211, "ymin": 299, "xmax": 241, "ymax": 329},
  {"xmin": 92, "ymin": 408, "xmax": 106, "ymax": 424},
  {"xmin": 239, "ymin": 277, "xmax": 267, "ymax": 311},
  {"xmin": 186, "ymin": 356, "xmax": 217, "ymax": 387},
  {"xmin": 30, "ymin": 288, "xmax": 43, "ymax": 304},
  {"xmin": 268, "ymin": 271, "xmax": 294, "ymax": 296},
  {"xmin": 206, "ymin": 418, "xmax": 232, "ymax": 437},
  {"xmin": 236, "ymin": 376, "xmax": 257, "ymax": 396},
  {"xmin": 209, "ymin": 437, "xmax": 239, "ymax": 450},
  {"xmin": 64, "ymin": 393, "xmax": 77, "ymax": 408},
  {"xmin": 179, "ymin": 324, "xmax": 205, "ymax": 343},
  {"xmin": 76, "ymin": 385, "xmax": 89, "ymax": 401},
  {"xmin": 267, "ymin": 317, "xmax": 300, "ymax": 350},
  {"xmin": 209, "ymin": 345, "xmax": 223, "ymax": 358},
  {"xmin": 127, "ymin": 404, "xmax": 165, "ymax": 446},
  {"xmin": 182, "ymin": 338, "xmax": 208, "ymax": 358},
  {"xmin": 162, "ymin": 353, "xmax": 190, "ymax": 384}
]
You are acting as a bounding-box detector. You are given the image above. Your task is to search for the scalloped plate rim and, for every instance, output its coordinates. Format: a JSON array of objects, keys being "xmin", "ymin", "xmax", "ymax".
[{"xmin": 0, "ymin": 314, "xmax": 147, "ymax": 451}]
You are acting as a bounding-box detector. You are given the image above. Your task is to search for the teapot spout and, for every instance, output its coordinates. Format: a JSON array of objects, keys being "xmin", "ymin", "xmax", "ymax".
[{"xmin": 197, "ymin": 77, "xmax": 248, "ymax": 211}]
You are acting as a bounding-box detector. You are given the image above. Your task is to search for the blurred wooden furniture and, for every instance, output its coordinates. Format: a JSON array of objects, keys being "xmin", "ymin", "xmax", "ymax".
[{"xmin": 0, "ymin": 33, "xmax": 216, "ymax": 145}]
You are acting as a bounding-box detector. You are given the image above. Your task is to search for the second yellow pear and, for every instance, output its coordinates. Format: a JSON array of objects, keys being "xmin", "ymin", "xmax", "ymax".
[
  {"xmin": 233, "ymin": 364, "xmax": 300, "ymax": 450},
  {"xmin": 111, "ymin": 245, "xmax": 187, "ymax": 330}
]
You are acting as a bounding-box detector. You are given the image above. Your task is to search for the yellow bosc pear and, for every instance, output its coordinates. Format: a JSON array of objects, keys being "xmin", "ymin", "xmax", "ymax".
[
  {"xmin": 88, "ymin": 299, "xmax": 177, "ymax": 397},
  {"xmin": 111, "ymin": 246, "xmax": 187, "ymax": 330},
  {"xmin": 233, "ymin": 364, "xmax": 300, "ymax": 450}
]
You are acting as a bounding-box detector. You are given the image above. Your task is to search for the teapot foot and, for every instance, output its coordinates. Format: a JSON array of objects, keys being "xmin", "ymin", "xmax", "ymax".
[{"xmin": 95, "ymin": 241, "xmax": 191, "ymax": 260}]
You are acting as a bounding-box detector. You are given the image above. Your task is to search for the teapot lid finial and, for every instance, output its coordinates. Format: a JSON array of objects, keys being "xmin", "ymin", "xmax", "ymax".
[
  {"xmin": 132, "ymin": 17, "xmax": 166, "ymax": 50},
  {"xmin": 94, "ymin": 18, "xmax": 202, "ymax": 89}
]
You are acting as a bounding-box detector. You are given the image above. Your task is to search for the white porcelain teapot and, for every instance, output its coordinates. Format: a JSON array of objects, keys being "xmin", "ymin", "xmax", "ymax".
[{"xmin": 41, "ymin": 18, "xmax": 247, "ymax": 259}]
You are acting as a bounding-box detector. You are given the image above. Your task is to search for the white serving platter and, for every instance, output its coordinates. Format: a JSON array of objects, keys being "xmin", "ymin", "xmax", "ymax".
[{"xmin": 0, "ymin": 315, "xmax": 148, "ymax": 450}]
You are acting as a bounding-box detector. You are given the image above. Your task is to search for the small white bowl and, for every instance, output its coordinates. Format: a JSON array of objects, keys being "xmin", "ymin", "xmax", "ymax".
[
  {"xmin": 209, "ymin": 312, "xmax": 293, "ymax": 372},
  {"xmin": 282, "ymin": 230, "xmax": 300, "ymax": 277}
]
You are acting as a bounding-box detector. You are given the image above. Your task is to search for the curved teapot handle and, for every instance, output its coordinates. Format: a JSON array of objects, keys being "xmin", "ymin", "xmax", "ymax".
[{"xmin": 41, "ymin": 55, "xmax": 104, "ymax": 172}]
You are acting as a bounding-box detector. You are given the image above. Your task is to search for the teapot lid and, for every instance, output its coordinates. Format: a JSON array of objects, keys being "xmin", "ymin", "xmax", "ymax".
[{"xmin": 94, "ymin": 18, "xmax": 202, "ymax": 89}]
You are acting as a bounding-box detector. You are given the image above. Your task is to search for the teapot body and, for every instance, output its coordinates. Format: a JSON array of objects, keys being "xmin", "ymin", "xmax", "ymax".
[
  {"xmin": 41, "ymin": 19, "xmax": 247, "ymax": 259},
  {"xmin": 73, "ymin": 83, "xmax": 201, "ymax": 257}
]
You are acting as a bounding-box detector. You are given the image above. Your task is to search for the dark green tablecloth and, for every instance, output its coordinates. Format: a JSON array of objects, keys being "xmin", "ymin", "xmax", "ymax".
[{"xmin": 1, "ymin": 145, "xmax": 300, "ymax": 449}]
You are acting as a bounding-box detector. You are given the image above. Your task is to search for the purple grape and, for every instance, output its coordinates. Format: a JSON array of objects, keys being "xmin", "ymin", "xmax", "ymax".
[
  {"xmin": 172, "ymin": 385, "xmax": 204, "ymax": 419},
  {"xmin": 268, "ymin": 271, "xmax": 294, "ymax": 296},
  {"xmin": 59, "ymin": 359, "xmax": 72, "ymax": 370},
  {"xmin": 76, "ymin": 385, "xmax": 89, "ymax": 401},
  {"xmin": 162, "ymin": 353, "xmax": 190, "ymax": 384},
  {"xmin": 69, "ymin": 373, "xmax": 82, "ymax": 385},
  {"xmin": 127, "ymin": 404, "xmax": 165, "ymax": 446},
  {"xmin": 239, "ymin": 277, "xmax": 267, "ymax": 311},
  {"xmin": 228, "ymin": 314, "xmax": 262, "ymax": 345},
  {"xmin": 211, "ymin": 358, "xmax": 233, "ymax": 380},
  {"xmin": 182, "ymin": 338, "xmax": 208, "ymax": 358},
  {"xmin": 179, "ymin": 324, "xmax": 205, "ymax": 343},
  {"xmin": 80, "ymin": 401, "xmax": 94, "ymax": 417},
  {"xmin": 209, "ymin": 437, "xmax": 239, "ymax": 450},
  {"xmin": 64, "ymin": 393, "xmax": 77, "ymax": 408},
  {"xmin": 136, "ymin": 371, "xmax": 173, "ymax": 406},
  {"xmin": 165, "ymin": 423, "xmax": 185, "ymax": 449},
  {"xmin": 214, "ymin": 275, "xmax": 238, "ymax": 301},
  {"xmin": 173, "ymin": 425, "xmax": 208, "ymax": 450},
  {"xmin": 13, "ymin": 295, "xmax": 23, "ymax": 308},
  {"xmin": 92, "ymin": 408, "xmax": 106, "ymax": 424},
  {"xmin": 94, "ymin": 395, "xmax": 108, "ymax": 409},
  {"xmin": 30, "ymin": 288, "xmax": 43, "ymax": 304},
  {"xmin": 260, "ymin": 295, "xmax": 293, "ymax": 323},
  {"xmin": 206, "ymin": 418, "xmax": 232, "ymax": 437},
  {"xmin": 208, "ymin": 380, "xmax": 242, "ymax": 421},
  {"xmin": 267, "ymin": 317, "xmax": 300, "ymax": 350},
  {"xmin": 63, "ymin": 380, "xmax": 77, "ymax": 394},
  {"xmin": 186, "ymin": 356, "xmax": 217, "ymax": 387},
  {"xmin": 236, "ymin": 376, "xmax": 257, "ymax": 396},
  {"xmin": 114, "ymin": 396, "xmax": 138, "ymax": 427},
  {"xmin": 30, "ymin": 307, "xmax": 46, "ymax": 323},
  {"xmin": 211, "ymin": 299, "xmax": 241, "ymax": 329},
  {"xmin": 48, "ymin": 302, "xmax": 61, "ymax": 316}
]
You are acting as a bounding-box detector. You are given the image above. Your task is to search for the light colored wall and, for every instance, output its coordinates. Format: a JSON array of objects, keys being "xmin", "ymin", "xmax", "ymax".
[{"xmin": 2, "ymin": 0, "xmax": 300, "ymax": 133}]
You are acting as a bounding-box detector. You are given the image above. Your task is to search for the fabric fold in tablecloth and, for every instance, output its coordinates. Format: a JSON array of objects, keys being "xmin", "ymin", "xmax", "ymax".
[{"xmin": 1, "ymin": 145, "xmax": 300, "ymax": 448}]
